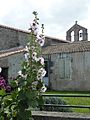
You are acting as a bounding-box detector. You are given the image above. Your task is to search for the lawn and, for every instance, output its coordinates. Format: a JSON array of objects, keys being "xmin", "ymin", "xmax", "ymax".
[{"xmin": 44, "ymin": 91, "xmax": 90, "ymax": 113}]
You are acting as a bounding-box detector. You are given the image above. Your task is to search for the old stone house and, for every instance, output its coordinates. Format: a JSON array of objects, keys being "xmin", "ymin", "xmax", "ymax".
[
  {"xmin": 43, "ymin": 21, "xmax": 90, "ymax": 91},
  {"xmin": 0, "ymin": 22, "xmax": 90, "ymax": 91},
  {"xmin": 0, "ymin": 24, "xmax": 68, "ymax": 82}
]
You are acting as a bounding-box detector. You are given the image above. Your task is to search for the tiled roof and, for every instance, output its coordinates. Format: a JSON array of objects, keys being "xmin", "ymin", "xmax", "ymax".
[
  {"xmin": 0, "ymin": 41, "xmax": 90, "ymax": 59},
  {"xmin": 0, "ymin": 24, "xmax": 69, "ymax": 43},
  {"xmin": 0, "ymin": 47, "xmax": 25, "ymax": 59},
  {"xmin": 42, "ymin": 41, "xmax": 90, "ymax": 54},
  {"xmin": 0, "ymin": 24, "xmax": 30, "ymax": 34},
  {"xmin": 45, "ymin": 35, "xmax": 70, "ymax": 43}
]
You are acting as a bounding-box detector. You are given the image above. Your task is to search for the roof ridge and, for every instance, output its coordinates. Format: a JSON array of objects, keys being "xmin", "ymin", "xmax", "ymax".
[{"xmin": 0, "ymin": 24, "xmax": 30, "ymax": 34}]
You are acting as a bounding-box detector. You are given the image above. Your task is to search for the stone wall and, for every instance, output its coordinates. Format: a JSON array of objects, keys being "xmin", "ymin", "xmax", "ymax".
[
  {"xmin": 32, "ymin": 111, "xmax": 90, "ymax": 120},
  {"xmin": 0, "ymin": 52, "xmax": 24, "ymax": 81},
  {"xmin": 48, "ymin": 51, "xmax": 90, "ymax": 91},
  {"xmin": 0, "ymin": 26, "xmax": 29, "ymax": 50},
  {"xmin": 0, "ymin": 25, "xmax": 67, "ymax": 51},
  {"xmin": 8, "ymin": 52, "xmax": 24, "ymax": 80}
]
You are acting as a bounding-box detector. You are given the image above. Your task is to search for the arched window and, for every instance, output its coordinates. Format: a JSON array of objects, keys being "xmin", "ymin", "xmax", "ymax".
[
  {"xmin": 79, "ymin": 30, "xmax": 83, "ymax": 41},
  {"xmin": 71, "ymin": 31, "xmax": 74, "ymax": 42}
]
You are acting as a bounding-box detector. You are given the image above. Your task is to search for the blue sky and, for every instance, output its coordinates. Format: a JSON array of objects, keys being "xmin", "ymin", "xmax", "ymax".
[{"xmin": 0, "ymin": 0, "xmax": 90, "ymax": 40}]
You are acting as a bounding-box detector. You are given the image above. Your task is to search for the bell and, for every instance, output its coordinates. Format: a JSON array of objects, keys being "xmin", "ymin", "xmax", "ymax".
[{"xmin": 80, "ymin": 33, "xmax": 82, "ymax": 37}]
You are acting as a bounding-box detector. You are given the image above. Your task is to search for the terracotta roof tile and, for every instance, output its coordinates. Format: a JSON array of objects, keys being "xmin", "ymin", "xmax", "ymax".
[
  {"xmin": 42, "ymin": 41, "xmax": 90, "ymax": 54},
  {"xmin": 0, "ymin": 24, "xmax": 69, "ymax": 43}
]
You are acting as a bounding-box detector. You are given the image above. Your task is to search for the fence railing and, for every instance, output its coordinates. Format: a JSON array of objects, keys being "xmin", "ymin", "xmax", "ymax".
[{"xmin": 41, "ymin": 94, "xmax": 90, "ymax": 109}]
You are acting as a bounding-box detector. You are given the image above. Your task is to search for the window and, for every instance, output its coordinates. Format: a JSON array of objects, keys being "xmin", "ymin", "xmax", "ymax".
[
  {"xmin": 44, "ymin": 61, "xmax": 48, "ymax": 77},
  {"xmin": 0, "ymin": 67, "xmax": 8, "ymax": 83},
  {"xmin": 59, "ymin": 54, "xmax": 72, "ymax": 79}
]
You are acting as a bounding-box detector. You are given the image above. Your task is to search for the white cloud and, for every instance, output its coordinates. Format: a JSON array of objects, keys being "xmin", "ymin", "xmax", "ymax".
[{"xmin": 0, "ymin": 0, "xmax": 90, "ymax": 40}]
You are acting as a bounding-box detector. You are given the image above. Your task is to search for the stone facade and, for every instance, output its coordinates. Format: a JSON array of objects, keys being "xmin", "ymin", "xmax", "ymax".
[
  {"xmin": 0, "ymin": 50, "xmax": 24, "ymax": 81},
  {"xmin": 0, "ymin": 23, "xmax": 90, "ymax": 91},
  {"xmin": 43, "ymin": 40, "xmax": 90, "ymax": 91},
  {"xmin": 45, "ymin": 52, "xmax": 90, "ymax": 91},
  {"xmin": 0, "ymin": 24, "xmax": 69, "ymax": 51},
  {"xmin": 0, "ymin": 25, "xmax": 29, "ymax": 50},
  {"xmin": 0, "ymin": 24, "xmax": 68, "ymax": 82}
]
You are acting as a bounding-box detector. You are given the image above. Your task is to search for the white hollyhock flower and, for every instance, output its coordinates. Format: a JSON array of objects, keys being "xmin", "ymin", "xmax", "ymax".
[
  {"xmin": 18, "ymin": 70, "xmax": 27, "ymax": 79},
  {"xmin": 25, "ymin": 46, "xmax": 29, "ymax": 52},
  {"xmin": 29, "ymin": 21, "xmax": 39, "ymax": 35},
  {"xmin": 40, "ymin": 84, "xmax": 47, "ymax": 92},
  {"xmin": 37, "ymin": 34, "xmax": 45, "ymax": 46},
  {"xmin": 0, "ymin": 67, "xmax": 2, "ymax": 73},
  {"xmin": 24, "ymin": 53, "xmax": 29, "ymax": 61},
  {"xmin": 37, "ymin": 68, "xmax": 46, "ymax": 80},
  {"xmin": 38, "ymin": 39, "xmax": 44, "ymax": 46},
  {"xmin": 18, "ymin": 70, "xmax": 22, "ymax": 76},
  {"xmin": 31, "ymin": 46, "xmax": 35, "ymax": 51},
  {"xmin": 32, "ymin": 52, "xmax": 37, "ymax": 61},
  {"xmin": 37, "ymin": 57, "xmax": 44, "ymax": 65}
]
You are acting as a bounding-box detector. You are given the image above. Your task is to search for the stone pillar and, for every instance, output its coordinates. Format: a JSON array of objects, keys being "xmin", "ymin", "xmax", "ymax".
[
  {"xmin": 82, "ymin": 29, "xmax": 88, "ymax": 41},
  {"xmin": 74, "ymin": 30, "xmax": 79, "ymax": 42},
  {"xmin": 66, "ymin": 31, "xmax": 71, "ymax": 41}
]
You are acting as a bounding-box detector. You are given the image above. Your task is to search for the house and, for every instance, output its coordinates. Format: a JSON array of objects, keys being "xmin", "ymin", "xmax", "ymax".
[
  {"xmin": 0, "ymin": 22, "xmax": 90, "ymax": 91},
  {"xmin": 43, "ymin": 21, "xmax": 90, "ymax": 91},
  {"xmin": 0, "ymin": 24, "xmax": 68, "ymax": 82}
]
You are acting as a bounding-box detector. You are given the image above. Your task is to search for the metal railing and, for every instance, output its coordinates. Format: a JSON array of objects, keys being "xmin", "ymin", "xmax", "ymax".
[{"xmin": 41, "ymin": 94, "xmax": 90, "ymax": 109}]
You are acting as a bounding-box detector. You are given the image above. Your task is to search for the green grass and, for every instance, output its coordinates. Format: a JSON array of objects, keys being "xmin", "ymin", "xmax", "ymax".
[
  {"xmin": 62, "ymin": 97, "xmax": 90, "ymax": 113},
  {"xmin": 44, "ymin": 91, "xmax": 90, "ymax": 113},
  {"xmin": 45, "ymin": 90, "xmax": 90, "ymax": 94}
]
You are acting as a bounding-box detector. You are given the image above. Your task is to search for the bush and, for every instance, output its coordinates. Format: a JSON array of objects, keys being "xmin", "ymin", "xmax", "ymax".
[{"xmin": 42, "ymin": 97, "xmax": 72, "ymax": 112}]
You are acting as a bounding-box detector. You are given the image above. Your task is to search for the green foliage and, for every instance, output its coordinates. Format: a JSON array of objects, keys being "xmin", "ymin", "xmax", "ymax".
[
  {"xmin": 42, "ymin": 97, "xmax": 72, "ymax": 112},
  {"xmin": 45, "ymin": 91, "xmax": 90, "ymax": 113},
  {"xmin": 0, "ymin": 11, "xmax": 46, "ymax": 120}
]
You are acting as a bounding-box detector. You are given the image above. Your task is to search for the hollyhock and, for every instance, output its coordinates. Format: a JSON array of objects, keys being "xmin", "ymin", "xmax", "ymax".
[
  {"xmin": 6, "ymin": 85, "xmax": 11, "ymax": 92},
  {"xmin": 24, "ymin": 53, "xmax": 29, "ymax": 61},
  {"xmin": 29, "ymin": 20, "xmax": 39, "ymax": 35},
  {"xmin": 36, "ymin": 34, "xmax": 45, "ymax": 46},
  {"xmin": 0, "ymin": 75, "xmax": 11, "ymax": 92},
  {"xmin": 18, "ymin": 70, "xmax": 27, "ymax": 79},
  {"xmin": 37, "ymin": 57, "xmax": 44, "ymax": 65},
  {"xmin": 37, "ymin": 68, "xmax": 46, "ymax": 80},
  {"xmin": 18, "ymin": 70, "xmax": 22, "ymax": 76},
  {"xmin": 40, "ymin": 84, "xmax": 47, "ymax": 92},
  {"xmin": 25, "ymin": 45, "xmax": 29, "ymax": 52},
  {"xmin": 32, "ymin": 52, "xmax": 37, "ymax": 60},
  {"xmin": 0, "ymin": 67, "xmax": 2, "ymax": 73}
]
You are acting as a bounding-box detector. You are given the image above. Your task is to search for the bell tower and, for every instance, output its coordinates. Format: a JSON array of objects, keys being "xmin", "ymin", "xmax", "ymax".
[{"xmin": 66, "ymin": 21, "xmax": 88, "ymax": 42}]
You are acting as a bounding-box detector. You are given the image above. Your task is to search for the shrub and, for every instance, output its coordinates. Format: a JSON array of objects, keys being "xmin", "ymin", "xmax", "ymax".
[{"xmin": 42, "ymin": 97, "xmax": 72, "ymax": 112}]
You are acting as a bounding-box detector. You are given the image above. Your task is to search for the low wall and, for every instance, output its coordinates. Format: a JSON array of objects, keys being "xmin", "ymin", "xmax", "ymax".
[{"xmin": 32, "ymin": 111, "xmax": 90, "ymax": 120}]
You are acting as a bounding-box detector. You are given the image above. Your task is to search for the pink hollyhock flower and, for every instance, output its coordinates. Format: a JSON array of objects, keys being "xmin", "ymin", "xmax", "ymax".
[{"xmin": 6, "ymin": 85, "xmax": 11, "ymax": 92}]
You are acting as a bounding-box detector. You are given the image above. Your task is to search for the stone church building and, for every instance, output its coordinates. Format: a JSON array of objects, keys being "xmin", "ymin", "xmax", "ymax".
[{"xmin": 0, "ymin": 22, "xmax": 90, "ymax": 91}]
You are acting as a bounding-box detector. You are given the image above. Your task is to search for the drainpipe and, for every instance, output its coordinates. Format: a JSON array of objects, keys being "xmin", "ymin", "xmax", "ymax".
[{"xmin": 48, "ymin": 54, "xmax": 51, "ymax": 89}]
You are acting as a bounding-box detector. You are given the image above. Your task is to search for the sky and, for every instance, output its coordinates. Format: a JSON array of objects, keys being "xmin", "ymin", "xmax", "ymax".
[{"xmin": 0, "ymin": 0, "xmax": 90, "ymax": 40}]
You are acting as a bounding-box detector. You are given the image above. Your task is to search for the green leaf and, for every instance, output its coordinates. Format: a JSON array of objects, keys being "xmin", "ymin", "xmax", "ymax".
[{"xmin": 0, "ymin": 89, "xmax": 6, "ymax": 96}]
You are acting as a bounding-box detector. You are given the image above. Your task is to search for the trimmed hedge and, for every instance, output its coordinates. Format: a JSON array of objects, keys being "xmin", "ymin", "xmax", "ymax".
[{"xmin": 42, "ymin": 97, "xmax": 72, "ymax": 112}]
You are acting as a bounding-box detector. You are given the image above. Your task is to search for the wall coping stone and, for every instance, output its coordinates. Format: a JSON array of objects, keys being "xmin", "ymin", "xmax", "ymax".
[{"xmin": 32, "ymin": 111, "xmax": 90, "ymax": 119}]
